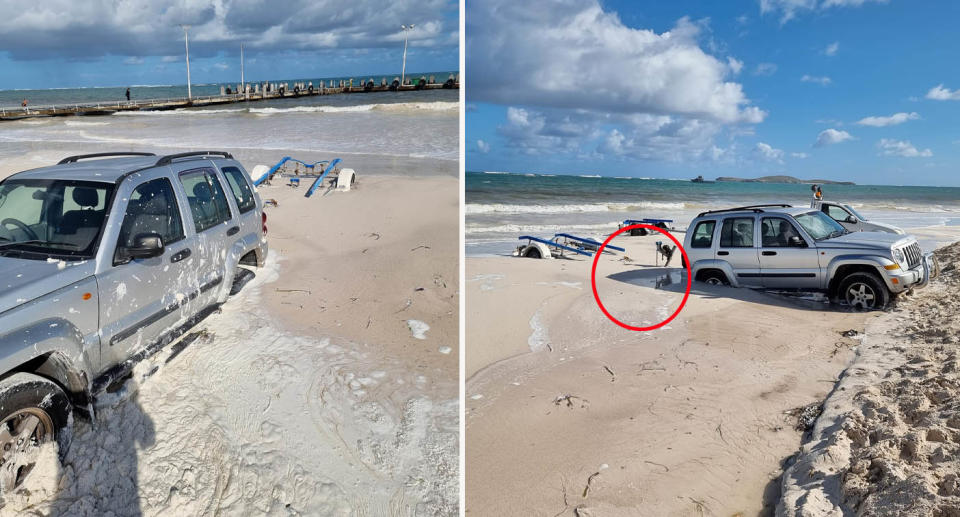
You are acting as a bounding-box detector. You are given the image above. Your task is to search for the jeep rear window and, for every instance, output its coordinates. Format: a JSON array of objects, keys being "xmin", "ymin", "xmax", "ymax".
[
  {"xmin": 179, "ymin": 168, "xmax": 233, "ymax": 232},
  {"xmin": 0, "ymin": 178, "xmax": 114, "ymax": 259},
  {"xmin": 220, "ymin": 166, "xmax": 256, "ymax": 214},
  {"xmin": 720, "ymin": 217, "xmax": 754, "ymax": 248},
  {"xmin": 691, "ymin": 220, "xmax": 715, "ymax": 248}
]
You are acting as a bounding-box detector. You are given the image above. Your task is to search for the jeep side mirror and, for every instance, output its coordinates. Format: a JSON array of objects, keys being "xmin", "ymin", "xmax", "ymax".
[
  {"xmin": 125, "ymin": 233, "xmax": 164, "ymax": 259},
  {"xmin": 846, "ymin": 215, "xmax": 858, "ymax": 224},
  {"xmin": 788, "ymin": 236, "xmax": 805, "ymax": 247}
]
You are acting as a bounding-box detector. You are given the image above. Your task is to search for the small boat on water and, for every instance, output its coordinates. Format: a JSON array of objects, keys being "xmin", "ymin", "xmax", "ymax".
[{"xmin": 691, "ymin": 175, "xmax": 714, "ymax": 183}]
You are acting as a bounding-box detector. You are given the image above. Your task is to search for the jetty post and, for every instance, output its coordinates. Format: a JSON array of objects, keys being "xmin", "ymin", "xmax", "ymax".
[
  {"xmin": 181, "ymin": 25, "xmax": 192, "ymax": 100},
  {"xmin": 401, "ymin": 24, "xmax": 414, "ymax": 86}
]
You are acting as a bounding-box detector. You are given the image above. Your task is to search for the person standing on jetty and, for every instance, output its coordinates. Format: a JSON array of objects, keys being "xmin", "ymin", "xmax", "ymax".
[
  {"xmin": 20, "ymin": 98, "xmax": 27, "ymax": 107},
  {"xmin": 125, "ymin": 88, "xmax": 131, "ymax": 101}
]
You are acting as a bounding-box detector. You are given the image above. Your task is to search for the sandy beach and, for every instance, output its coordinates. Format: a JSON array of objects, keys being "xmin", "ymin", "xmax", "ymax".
[
  {"xmin": 465, "ymin": 227, "xmax": 956, "ymax": 516},
  {"xmin": 779, "ymin": 240, "xmax": 960, "ymax": 516},
  {"xmin": 0, "ymin": 138, "xmax": 459, "ymax": 515}
]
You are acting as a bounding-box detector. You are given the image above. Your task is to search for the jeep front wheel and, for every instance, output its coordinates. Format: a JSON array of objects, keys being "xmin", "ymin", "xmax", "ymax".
[
  {"xmin": 838, "ymin": 272, "xmax": 889, "ymax": 310},
  {"xmin": 0, "ymin": 373, "xmax": 72, "ymax": 495}
]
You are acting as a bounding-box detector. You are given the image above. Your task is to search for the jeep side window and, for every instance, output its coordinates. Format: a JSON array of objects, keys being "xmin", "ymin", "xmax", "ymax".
[
  {"xmin": 220, "ymin": 166, "xmax": 256, "ymax": 214},
  {"xmin": 824, "ymin": 205, "xmax": 850, "ymax": 221},
  {"xmin": 691, "ymin": 220, "xmax": 716, "ymax": 248},
  {"xmin": 116, "ymin": 178, "xmax": 185, "ymax": 253},
  {"xmin": 761, "ymin": 217, "xmax": 805, "ymax": 247},
  {"xmin": 180, "ymin": 169, "xmax": 233, "ymax": 232},
  {"xmin": 720, "ymin": 217, "xmax": 754, "ymax": 247}
]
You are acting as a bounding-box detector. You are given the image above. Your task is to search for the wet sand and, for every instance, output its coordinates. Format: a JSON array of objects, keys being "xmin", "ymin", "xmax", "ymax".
[{"xmin": 466, "ymin": 233, "xmax": 885, "ymax": 516}]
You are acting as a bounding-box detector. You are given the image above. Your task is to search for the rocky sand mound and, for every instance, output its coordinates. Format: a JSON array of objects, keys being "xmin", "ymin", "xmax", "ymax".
[{"xmin": 779, "ymin": 242, "xmax": 960, "ymax": 516}]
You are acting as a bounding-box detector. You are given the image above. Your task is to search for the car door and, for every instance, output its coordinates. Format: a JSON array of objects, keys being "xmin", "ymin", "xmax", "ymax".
[
  {"xmin": 758, "ymin": 216, "xmax": 821, "ymax": 289},
  {"xmin": 174, "ymin": 165, "xmax": 236, "ymax": 308},
  {"xmin": 96, "ymin": 173, "xmax": 200, "ymax": 368},
  {"xmin": 821, "ymin": 203, "xmax": 860, "ymax": 232},
  {"xmin": 212, "ymin": 161, "xmax": 260, "ymax": 248},
  {"xmin": 717, "ymin": 216, "xmax": 761, "ymax": 286}
]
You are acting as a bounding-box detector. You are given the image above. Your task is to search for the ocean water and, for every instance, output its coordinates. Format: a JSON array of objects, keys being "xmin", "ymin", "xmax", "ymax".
[
  {"xmin": 0, "ymin": 72, "xmax": 458, "ymax": 108},
  {"xmin": 0, "ymin": 88, "xmax": 459, "ymax": 161},
  {"xmin": 466, "ymin": 171, "xmax": 960, "ymax": 256}
]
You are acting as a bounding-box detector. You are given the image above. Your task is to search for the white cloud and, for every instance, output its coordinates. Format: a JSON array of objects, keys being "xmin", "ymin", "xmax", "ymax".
[
  {"xmin": 476, "ymin": 139, "xmax": 490, "ymax": 153},
  {"xmin": 754, "ymin": 142, "xmax": 784, "ymax": 162},
  {"xmin": 123, "ymin": 56, "xmax": 144, "ymax": 65},
  {"xmin": 754, "ymin": 62, "xmax": 778, "ymax": 76},
  {"xmin": 467, "ymin": 3, "xmax": 765, "ymax": 125},
  {"xmin": 161, "ymin": 55, "xmax": 181, "ymax": 63},
  {"xmin": 855, "ymin": 112, "xmax": 920, "ymax": 127},
  {"xmin": 727, "ymin": 57, "xmax": 744, "ymax": 75},
  {"xmin": 825, "ymin": 41, "xmax": 839, "ymax": 56},
  {"xmin": 0, "ymin": 0, "xmax": 458, "ymax": 60},
  {"xmin": 815, "ymin": 128, "xmax": 853, "ymax": 147},
  {"xmin": 801, "ymin": 74, "xmax": 832, "ymax": 86},
  {"xmin": 791, "ymin": 152, "xmax": 810, "ymax": 158},
  {"xmin": 926, "ymin": 84, "xmax": 960, "ymax": 101},
  {"xmin": 877, "ymin": 139, "xmax": 932, "ymax": 158},
  {"xmin": 761, "ymin": 0, "xmax": 887, "ymax": 23}
]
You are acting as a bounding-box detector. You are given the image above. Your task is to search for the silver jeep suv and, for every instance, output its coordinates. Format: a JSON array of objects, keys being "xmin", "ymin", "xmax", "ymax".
[
  {"xmin": 0, "ymin": 151, "xmax": 267, "ymax": 492},
  {"xmin": 682, "ymin": 204, "xmax": 936, "ymax": 310}
]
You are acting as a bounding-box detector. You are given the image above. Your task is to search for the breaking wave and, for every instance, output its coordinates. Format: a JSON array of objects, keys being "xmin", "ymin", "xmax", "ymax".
[{"xmin": 465, "ymin": 201, "xmax": 686, "ymax": 215}]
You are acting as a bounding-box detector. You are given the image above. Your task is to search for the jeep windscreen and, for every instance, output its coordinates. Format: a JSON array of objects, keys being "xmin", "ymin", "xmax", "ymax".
[
  {"xmin": 794, "ymin": 211, "xmax": 849, "ymax": 241},
  {"xmin": 0, "ymin": 178, "xmax": 114, "ymax": 260}
]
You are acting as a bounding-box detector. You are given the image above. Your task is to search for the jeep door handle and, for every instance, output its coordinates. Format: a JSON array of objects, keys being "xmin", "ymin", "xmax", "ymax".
[
  {"xmin": 717, "ymin": 251, "xmax": 729, "ymax": 256},
  {"xmin": 171, "ymin": 249, "xmax": 191, "ymax": 263},
  {"xmin": 762, "ymin": 251, "xmax": 777, "ymax": 256},
  {"xmin": 226, "ymin": 226, "xmax": 240, "ymax": 236}
]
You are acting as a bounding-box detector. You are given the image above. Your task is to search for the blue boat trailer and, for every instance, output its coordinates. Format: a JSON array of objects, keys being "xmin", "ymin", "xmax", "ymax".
[
  {"xmin": 517, "ymin": 235, "xmax": 593, "ymax": 258},
  {"xmin": 252, "ymin": 156, "xmax": 342, "ymax": 189},
  {"xmin": 620, "ymin": 218, "xmax": 674, "ymax": 236},
  {"xmin": 553, "ymin": 233, "xmax": 625, "ymax": 253}
]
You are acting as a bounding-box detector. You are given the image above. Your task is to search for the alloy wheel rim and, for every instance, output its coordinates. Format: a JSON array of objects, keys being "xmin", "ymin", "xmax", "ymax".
[
  {"xmin": 0, "ymin": 408, "xmax": 54, "ymax": 493},
  {"xmin": 846, "ymin": 282, "xmax": 876, "ymax": 309}
]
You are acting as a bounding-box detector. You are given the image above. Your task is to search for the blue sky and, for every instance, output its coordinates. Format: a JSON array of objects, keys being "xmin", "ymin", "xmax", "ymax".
[
  {"xmin": 466, "ymin": 0, "xmax": 960, "ymax": 186},
  {"xmin": 0, "ymin": 0, "xmax": 458, "ymax": 89}
]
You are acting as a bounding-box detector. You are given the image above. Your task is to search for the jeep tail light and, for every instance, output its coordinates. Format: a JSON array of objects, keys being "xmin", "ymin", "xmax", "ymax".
[{"xmin": 261, "ymin": 211, "xmax": 268, "ymax": 234}]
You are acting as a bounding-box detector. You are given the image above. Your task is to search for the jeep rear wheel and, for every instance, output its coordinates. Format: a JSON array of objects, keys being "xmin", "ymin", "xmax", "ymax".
[
  {"xmin": 0, "ymin": 373, "xmax": 72, "ymax": 495},
  {"xmin": 838, "ymin": 272, "xmax": 889, "ymax": 310},
  {"xmin": 698, "ymin": 270, "xmax": 729, "ymax": 286}
]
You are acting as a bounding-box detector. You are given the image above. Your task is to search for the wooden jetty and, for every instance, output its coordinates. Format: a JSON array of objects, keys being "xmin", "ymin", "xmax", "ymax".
[{"xmin": 0, "ymin": 76, "xmax": 459, "ymax": 121}]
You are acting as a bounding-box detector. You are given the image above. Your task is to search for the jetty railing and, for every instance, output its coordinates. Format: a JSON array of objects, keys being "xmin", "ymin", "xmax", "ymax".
[{"xmin": 0, "ymin": 75, "xmax": 459, "ymax": 120}]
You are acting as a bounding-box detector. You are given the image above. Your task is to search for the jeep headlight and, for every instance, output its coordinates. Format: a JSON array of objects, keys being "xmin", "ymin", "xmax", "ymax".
[{"xmin": 892, "ymin": 247, "xmax": 906, "ymax": 266}]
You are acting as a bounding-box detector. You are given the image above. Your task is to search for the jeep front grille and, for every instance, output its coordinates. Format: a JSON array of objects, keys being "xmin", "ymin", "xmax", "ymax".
[{"xmin": 903, "ymin": 242, "xmax": 922, "ymax": 269}]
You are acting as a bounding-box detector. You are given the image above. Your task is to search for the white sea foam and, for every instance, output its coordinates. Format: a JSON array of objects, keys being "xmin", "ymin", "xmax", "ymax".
[
  {"xmin": 249, "ymin": 101, "xmax": 458, "ymax": 115},
  {"xmin": 465, "ymin": 222, "xmax": 620, "ymax": 235},
  {"xmin": 465, "ymin": 201, "xmax": 686, "ymax": 215}
]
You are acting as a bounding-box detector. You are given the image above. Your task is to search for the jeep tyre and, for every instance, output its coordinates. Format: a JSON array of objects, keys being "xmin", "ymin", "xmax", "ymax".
[
  {"xmin": 0, "ymin": 373, "xmax": 72, "ymax": 494},
  {"xmin": 838, "ymin": 272, "xmax": 889, "ymax": 310},
  {"xmin": 699, "ymin": 270, "xmax": 729, "ymax": 286}
]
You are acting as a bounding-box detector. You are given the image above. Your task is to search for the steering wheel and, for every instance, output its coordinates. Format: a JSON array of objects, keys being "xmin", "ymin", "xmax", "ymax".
[{"xmin": 1, "ymin": 218, "xmax": 38, "ymax": 241}]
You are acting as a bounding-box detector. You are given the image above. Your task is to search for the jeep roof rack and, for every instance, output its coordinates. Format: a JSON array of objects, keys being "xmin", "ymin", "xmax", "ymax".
[
  {"xmin": 58, "ymin": 152, "xmax": 156, "ymax": 164},
  {"xmin": 696, "ymin": 204, "xmax": 793, "ymax": 217},
  {"xmin": 155, "ymin": 151, "xmax": 233, "ymax": 166}
]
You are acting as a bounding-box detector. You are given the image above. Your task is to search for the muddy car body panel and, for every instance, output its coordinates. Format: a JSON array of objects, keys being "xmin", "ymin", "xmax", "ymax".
[
  {"xmin": 0, "ymin": 152, "xmax": 267, "ymax": 407},
  {"xmin": 683, "ymin": 205, "xmax": 934, "ymax": 305}
]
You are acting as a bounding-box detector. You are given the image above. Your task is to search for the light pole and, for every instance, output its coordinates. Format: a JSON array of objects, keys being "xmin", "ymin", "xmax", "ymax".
[
  {"xmin": 400, "ymin": 24, "xmax": 414, "ymax": 86},
  {"xmin": 181, "ymin": 25, "xmax": 192, "ymax": 100}
]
